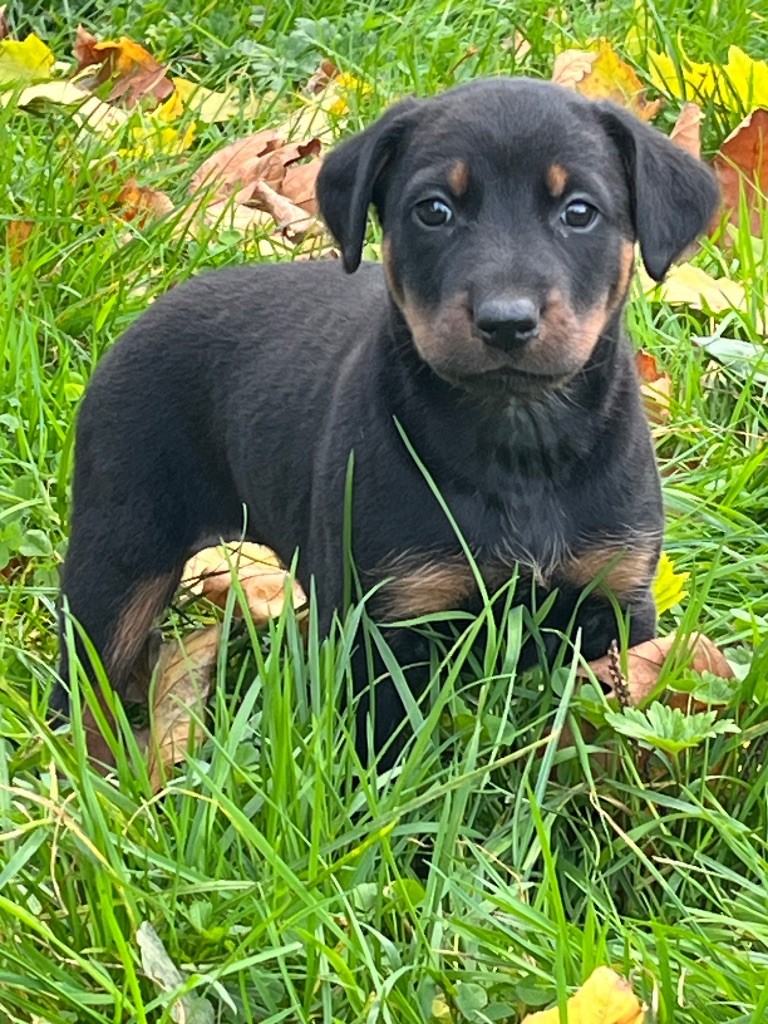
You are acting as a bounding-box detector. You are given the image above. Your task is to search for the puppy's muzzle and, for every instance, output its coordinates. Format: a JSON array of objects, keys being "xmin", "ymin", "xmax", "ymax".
[{"xmin": 474, "ymin": 295, "xmax": 540, "ymax": 353}]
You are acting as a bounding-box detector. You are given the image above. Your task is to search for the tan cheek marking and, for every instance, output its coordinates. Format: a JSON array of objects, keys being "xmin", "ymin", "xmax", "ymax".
[
  {"xmin": 546, "ymin": 163, "xmax": 569, "ymax": 198},
  {"xmin": 374, "ymin": 557, "xmax": 477, "ymax": 620},
  {"xmin": 107, "ymin": 574, "xmax": 175, "ymax": 688},
  {"xmin": 448, "ymin": 160, "xmax": 470, "ymax": 196},
  {"xmin": 401, "ymin": 293, "xmax": 475, "ymax": 366},
  {"xmin": 382, "ymin": 237, "xmax": 404, "ymax": 307},
  {"xmin": 559, "ymin": 545, "xmax": 658, "ymax": 599},
  {"xmin": 608, "ymin": 239, "xmax": 635, "ymax": 311}
]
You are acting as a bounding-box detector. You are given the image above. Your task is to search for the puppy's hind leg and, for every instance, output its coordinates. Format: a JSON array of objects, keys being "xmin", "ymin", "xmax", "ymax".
[{"xmin": 57, "ymin": 508, "xmax": 186, "ymax": 717}]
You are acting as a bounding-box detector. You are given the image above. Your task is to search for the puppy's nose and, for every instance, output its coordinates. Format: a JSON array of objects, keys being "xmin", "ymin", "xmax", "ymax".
[{"xmin": 475, "ymin": 296, "xmax": 540, "ymax": 351}]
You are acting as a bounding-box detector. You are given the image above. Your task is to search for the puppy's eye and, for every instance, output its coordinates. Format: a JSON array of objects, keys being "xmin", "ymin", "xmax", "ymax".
[
  {"xmin": 560, "ymin": 199, "xmax": 599, "ymax": 230},
  {"xmin": 413, "ymin": 198, "xmax": 454, "ymax": 227}
]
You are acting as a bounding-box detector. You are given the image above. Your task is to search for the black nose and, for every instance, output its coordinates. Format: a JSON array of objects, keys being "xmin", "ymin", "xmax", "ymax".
[{"xmin": 474, "ymin": 296, "xmax": 540, "ymax": 351}]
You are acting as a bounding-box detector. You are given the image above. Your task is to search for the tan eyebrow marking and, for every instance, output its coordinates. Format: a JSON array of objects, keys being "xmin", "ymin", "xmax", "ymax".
[
  {"xmin": 546, "ymin": 163, "xmax": 569, "ymax": 198},
  {"xmin": 447, "ymin": 160, "xmax": 470, "ymax": 196}
]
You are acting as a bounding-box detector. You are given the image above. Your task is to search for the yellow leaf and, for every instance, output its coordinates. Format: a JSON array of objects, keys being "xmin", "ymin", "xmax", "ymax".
[
  {"xmin": 1, "ymin": 79, "xmax": 127, "ymax": 132},
  {"xmin": 553, "ymin": 39, "xmax": 661, "ymax": 121},
  {"xmin": 119, "ymin": 117, "xmax": 196, "ymax": 158},
  {"xmin": 721, "ymin": 45, "xmax": 768, "ymax": 111},
  {"xmin": 653, "ymin": 553, "xmax": 689, "ymax": 615},
  {"xmin": 637, "ymin": 262, "xmax": 749, "ymax": 316},
  {"xmin": 157, "ymin": 76, "xmax": 240, "ymax": 124},
  {"xmin": 646, "ymin": 45, "xmax": 716, "ymax": 104},
  {"xmin": 522, "ymin": 966, "xmax": 645, "ymax": 1024},
  {"xmin": 0, "ymin": 32, "xmax": 54, "ymax": 87}
]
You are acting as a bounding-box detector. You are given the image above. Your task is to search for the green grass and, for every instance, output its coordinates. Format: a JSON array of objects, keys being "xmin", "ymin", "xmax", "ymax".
[{"xmin": 2, "ymin": 0, "xmax": 768, "ymax": 1021}]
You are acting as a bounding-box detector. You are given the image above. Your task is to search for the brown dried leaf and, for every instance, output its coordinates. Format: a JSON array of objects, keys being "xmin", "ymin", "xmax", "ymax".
[
  {"xmin": 0, "ymin": 5, "xmax": 9, "ymax": 41},
  {"xmin": 251, "ymin": 178, "xmax": 323, "ymax": 242},
  {"xmin": 713, "ymin": 108, "xmax": 768, "ymax": 235},
  {"xmin": 281, "ymin": 158, "xmax": 322, "ymax": 214},
  {"xmin": 116, "ymin": 178, "xmax": 174, "ymax": 227},
  {"xmin": 182, "ymin": 543, "xmax": 307, "ymax": 626},
  {"xmin": 586, "ymin": 631, "xmax": 734, "ymax": 707},
  {"xmin": 635, "ymin": 350, "xmax": 672, "ymax": 424},
  {"xmin": 146, "ymin": 626, "xmax": 219, "ymax": 791},
  {"xmin": 552, "ymin": 49, "xmax": 598, "ymax": 90},
  {"xmin": 6, "ymin": 219, "xmax": 34, "ymax": 267},
  {"xmin": 73, "ymin": 25, "xmax": 173, "ymax": 108},
  {"xmin": 306, "ymin": 58, "xmax": 339, "ymax": 95},
  {"xmin": 502, "ymin": 31, "xmax": 532, "ymax": 61},
  {"xmin": 552, "ymin": 39, "xmax": 663, "ymax": 121},
  {"xmin": 670, "ymin": 101, "xmax": 703, "ymax": 158}
]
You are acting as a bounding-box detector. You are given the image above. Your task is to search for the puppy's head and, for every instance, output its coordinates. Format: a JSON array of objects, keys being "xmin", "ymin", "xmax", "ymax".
[{"xmin": 317, "ymin": 79, "xmax": 719, "ymax": 398}]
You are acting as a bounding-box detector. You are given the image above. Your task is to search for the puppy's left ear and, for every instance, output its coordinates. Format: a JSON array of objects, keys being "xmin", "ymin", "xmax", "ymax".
[
  {"xmin": 317, "ymin": 97, "xmax": 421, "ymax": 273},
  {"xmin": 597, "ymin": 102, "xmax": 720, "ymax": 281}
]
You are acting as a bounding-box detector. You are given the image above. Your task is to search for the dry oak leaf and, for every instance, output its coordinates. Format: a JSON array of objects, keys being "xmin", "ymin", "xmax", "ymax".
[
  {"xmin": 522, "ymin": 966, "xmax": 645, "ymax": 1024},
  {"xmin": 182, "ymin": 543, "xmax": 307, "ymax": 626},
  {"xmin": 586, "ymin": 631, "xmax": 734, "ymax": 708},
  {"xmin": 306, "ymin": 58, "xmax": 340, "ymax": 95},
  {"xmin": 637, "ymin": 262, "xmax": 752, "ymax": 320},
  {"xmin": 145, "ymin": 625, "xmax": 219, "ymax": 791},
  {"xmin": 669, "ymin": 101, "xmax": 703, "ymax": 158},
  {"xmin": 73, "ymin": 24, "xmax": 173, "ymax": 108},
  {"xmin": 552, "ymin": 40, "xmax": 662, "ymax": 121},
  {"xmin": 635, "ymin": 350, "xmax": 671, "ymax": 424},
  {"xmin": 713, "ymin": 108, "xmax": 768, "ymax": 237}
]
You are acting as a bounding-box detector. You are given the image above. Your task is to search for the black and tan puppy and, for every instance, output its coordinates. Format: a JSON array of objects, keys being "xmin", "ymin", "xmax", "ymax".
[{"xmin": 56, "ymin": 78, "xmax": 718, "ymax": 762}]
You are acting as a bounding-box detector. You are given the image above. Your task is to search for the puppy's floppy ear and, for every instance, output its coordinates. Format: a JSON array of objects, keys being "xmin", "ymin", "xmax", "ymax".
[
  {"xmin": 597, "ymin": 102, "xmax": 720, "ymax": 281},
  {"xmin": 316, "ymin": 98, "xmax": 421, "ymax": 273}
]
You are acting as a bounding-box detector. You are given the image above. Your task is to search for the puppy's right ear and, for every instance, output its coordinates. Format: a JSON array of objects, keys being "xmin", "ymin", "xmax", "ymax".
[{"xmin": 317, "ymin": 98, "xmax": 420, "ymax": 273}]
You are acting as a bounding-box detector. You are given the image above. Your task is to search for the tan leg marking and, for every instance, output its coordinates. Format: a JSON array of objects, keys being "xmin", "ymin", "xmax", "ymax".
[
  {"xmin": 559, "ymin": 544, "xmax": 658, "ymax": 599},
  {"xmin": 374, "ymin": 555, "xmax": 477, "ymax": 620},
  {"xmin": 107, "ymin": 574, "xmax": 174, "ymax": 686}
]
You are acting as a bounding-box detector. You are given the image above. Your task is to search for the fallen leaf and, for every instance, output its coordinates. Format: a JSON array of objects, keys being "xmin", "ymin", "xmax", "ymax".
[
  {"xmin": 635, "ymin": 350, "xmax": 672, "ymax": 424},
  {"xmin": 552, "ymin": 40, "xmax": 662, "ymax": 121},
  {"xmin": 115, "ymin": 178, "xmax": 174, "ymax": 227},
  {"xmin": 251, "ymin": 178, "xmax": 322, "ymax": 241},
  {"xmin": 693, "ymin": 334, "xmax": 768, "ymax": 384},
  {"xmin": 502, "ymin": 31, "xmax": 532, "ymax": 61},
  {"xmin": 119, "ymin": 118, "xmax": 196, "ymax": 159},
  {"xmin": 522, "ymin": 966, "xmax": 645, "ymax": 1024},
  {"xmin": 73, "ymin": 24, "xmax": 173, "ymax": 108},
  {"xmin": 5, "ymin": 219, "xmax": 34, "ymax": 267},
  {"xmin": 157, "ymin": 75, "xmax": 240, "ymax": 124},
  {"xmin": 281, "ymin": 157, "xmax": 323, "ymax": 213},
  {"xmin": 3, "ymin": 79, "xmax": 128, "ymax": 132},
  {"xmin": 0, "ymin": 32, "xmax": 54, "ymax": 87},
  {"xmin": 189, "ymin": 129, "xmax": 324, "ymax": 232},
  {"xmin": 585, "ymin": 631, "xmax": 734, "ymax": 707},
  {"xmin": 648, "ymin": 44, "xmax": 768, "ymax": 113},
  {"xmin": 306, "ymin": 58, "xmax": 340, "ymax": 95},
  {"xmin": 182, "ymin": 543, "xmax": 307, "ymax": 626},
  {"xmin": 647, "ymin": 47, "xmax": 717, "ymax": 106},
  {"xmin": 146, "ymin": 626, "xmax": 219, "ymax": 791},
  {"xmin": 713, "ymin": 108, "xmax": 768, "ymax": 236},
  {"xmin": 136, "ymin": 921, "xmax": 215, "ymax": 1024},
  {"xmin": 669, "ymin": 101, "xmax": 702, "ymax": 158},
  {"xmin": 0, "ymin": 6, "xmax": 9, "ymax": 41},
  {"xmin": 637, "ymin": 262, "xmax": 751, "ymax": 318}
]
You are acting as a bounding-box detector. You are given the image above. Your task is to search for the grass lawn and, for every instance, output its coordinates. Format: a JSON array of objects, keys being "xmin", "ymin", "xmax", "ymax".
[{"xmin": 1, "ymin": 1, "xmax": 768, "ymax": 1021}]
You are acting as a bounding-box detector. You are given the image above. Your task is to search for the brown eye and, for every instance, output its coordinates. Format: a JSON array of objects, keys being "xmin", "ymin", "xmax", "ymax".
[
  {"xmin": 413, "ymin": 198, "xmax": 454, "ymax": 227},
  {"xmin": 561, "ymin": 199, "xmax": 599, "ymax": 230}
]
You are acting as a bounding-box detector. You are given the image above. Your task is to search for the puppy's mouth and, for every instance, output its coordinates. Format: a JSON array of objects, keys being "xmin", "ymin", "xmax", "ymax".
[{"xmin": 452, "ymin": 364, "xmax": 575, "ymax": 397}]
